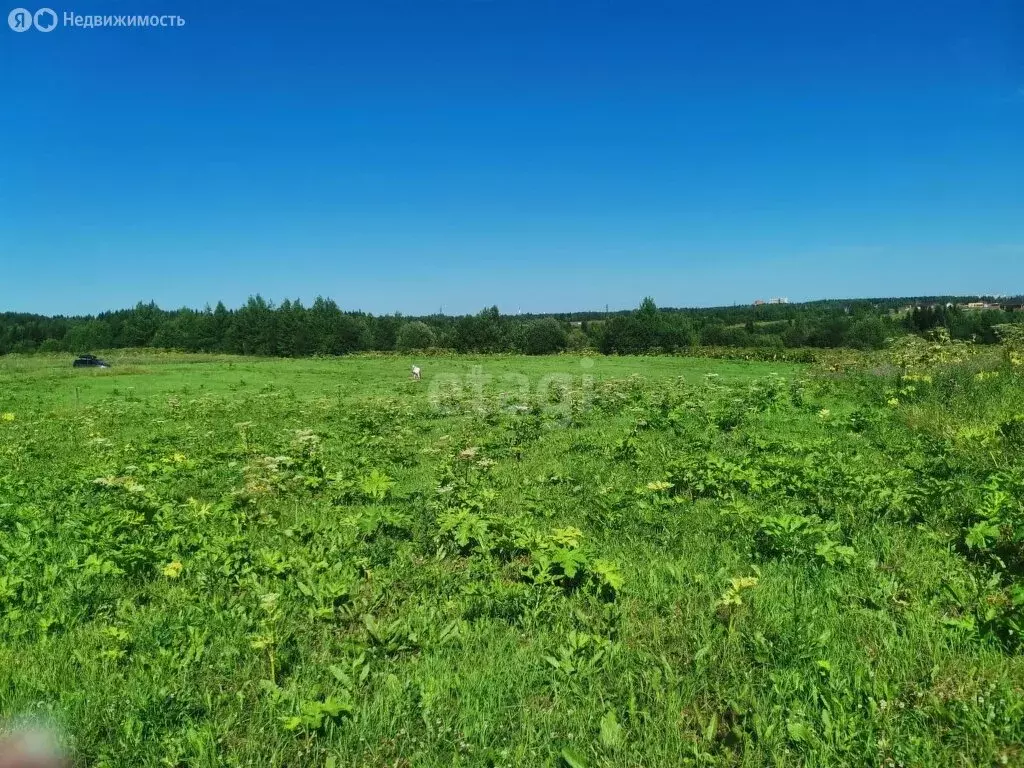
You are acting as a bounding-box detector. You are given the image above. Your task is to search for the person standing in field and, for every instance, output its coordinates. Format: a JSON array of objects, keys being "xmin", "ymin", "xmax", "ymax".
[{"xmin": 411, "ymin": 365, "xmax": 421, "ymax": 380}]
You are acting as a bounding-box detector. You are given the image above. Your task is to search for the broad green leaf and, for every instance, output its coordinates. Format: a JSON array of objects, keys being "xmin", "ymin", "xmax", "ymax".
[
  {"xmin": 966, "ymin": 521, "xmax": 999, "ymax": 550},
  {"xmin": 560, "ymin": 747, "xmax": 588, "ymax": 768},
  {"xmin": 786, "ymin": 720, "xmax": 813, "ymax": 744},
  {"xmin": 600, "ymin": 711, "xmax": 623, "ymax": 748}
]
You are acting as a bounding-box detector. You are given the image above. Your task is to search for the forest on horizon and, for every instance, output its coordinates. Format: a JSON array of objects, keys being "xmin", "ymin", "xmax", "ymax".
[{"xmin": 1, "ymin": 294, "xmax": 1022, "ymax": 358}]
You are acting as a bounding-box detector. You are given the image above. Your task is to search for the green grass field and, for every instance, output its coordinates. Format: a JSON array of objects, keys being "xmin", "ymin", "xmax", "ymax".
[{"xmin": 1, "ymin": 352, "xmax": 1023, "ymax": 767}]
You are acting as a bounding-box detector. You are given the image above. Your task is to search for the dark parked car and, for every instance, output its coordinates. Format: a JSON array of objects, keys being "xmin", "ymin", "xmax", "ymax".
[{"xmin": 73, "ymin": 354, "xmax": 110, "ymax": 368}]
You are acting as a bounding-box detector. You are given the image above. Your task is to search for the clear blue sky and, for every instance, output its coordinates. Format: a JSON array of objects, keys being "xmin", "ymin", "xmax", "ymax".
[{"xmin": 2, "ymin": 0, "xmax": 1022, "ymax": 316}]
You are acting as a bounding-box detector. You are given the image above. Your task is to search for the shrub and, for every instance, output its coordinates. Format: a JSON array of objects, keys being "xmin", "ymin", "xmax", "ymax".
[
  {"xmin": 522, "ymin": 318, "xmax": 568, "ymax": 355},
  {"xmin": 396, "ymin": 321, "xmax": 436, "ymax": 351}
]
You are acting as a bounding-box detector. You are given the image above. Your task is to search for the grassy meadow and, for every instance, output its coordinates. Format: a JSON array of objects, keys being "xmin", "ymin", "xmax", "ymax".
[{"xmin": 1, "ymin": 350, "xmax": 1023, "ymax": 766}]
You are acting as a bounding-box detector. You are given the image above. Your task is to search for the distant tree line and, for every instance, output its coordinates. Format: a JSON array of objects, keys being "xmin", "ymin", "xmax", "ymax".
[{"xmin": 0, "ymin": 295, "xmax": 1021, "ymax": 357}]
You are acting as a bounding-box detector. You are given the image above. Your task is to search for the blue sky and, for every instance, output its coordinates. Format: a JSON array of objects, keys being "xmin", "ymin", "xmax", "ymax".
[{"xmin": 2, "ymin": 0, "xmax": 1022, "ymax": 316}]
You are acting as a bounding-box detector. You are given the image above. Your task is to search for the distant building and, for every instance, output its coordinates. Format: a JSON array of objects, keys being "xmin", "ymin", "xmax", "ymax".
[
  {"xmin": 768, "ymin": 297, "xmax": 790, "ymax": 305},
  {"xmin": 752, "ymin": 299, "xmax": 766, "ymax": 306}
]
